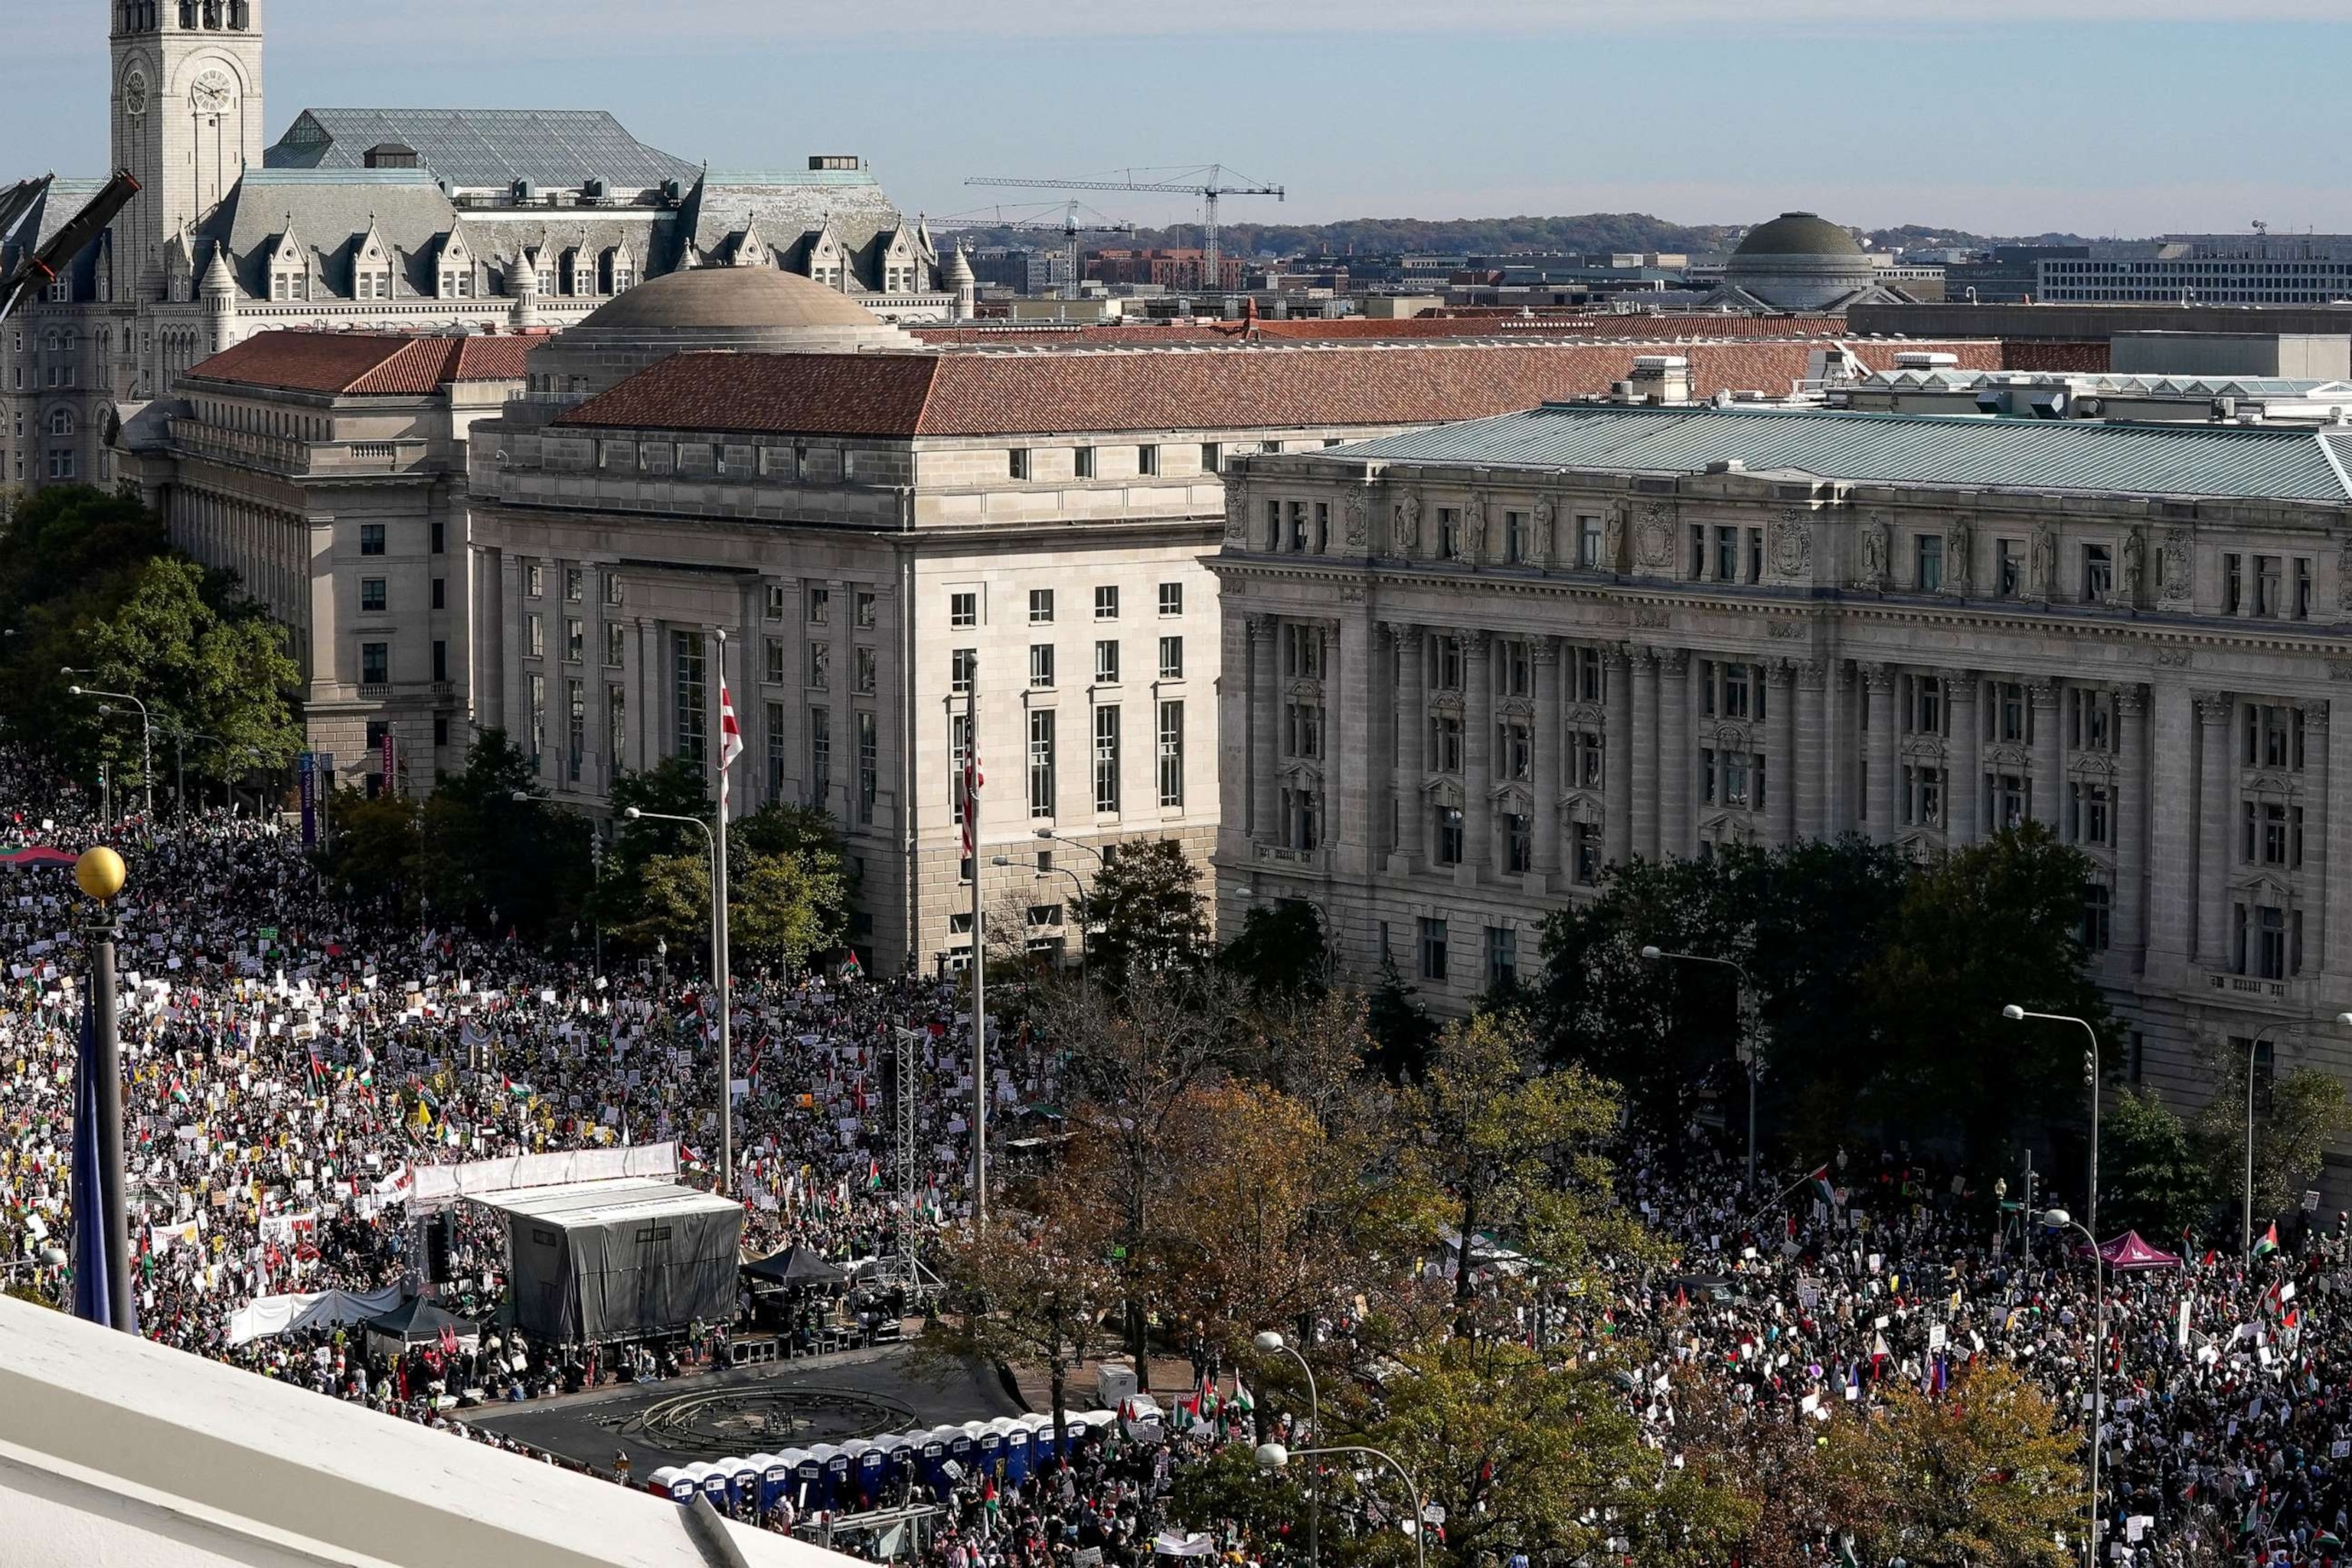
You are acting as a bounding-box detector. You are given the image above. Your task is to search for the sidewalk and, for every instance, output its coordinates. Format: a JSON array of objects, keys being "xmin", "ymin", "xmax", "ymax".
[{"xmin": 1005, "ymin": 1351, "xmax": 1197, "ymax": 1415}]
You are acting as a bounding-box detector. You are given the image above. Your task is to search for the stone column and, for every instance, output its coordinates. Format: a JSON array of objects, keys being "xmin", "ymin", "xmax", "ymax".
[
  {"xmin": 1766, "ymin": 660, "xmax": 1797, "ymax": 845},
  {"xmin": 2305, "ymin": 701, "xmax": 2331, "ymax": 977},
  {"xmin": 1631, "ymin": 648, "xmax": 1660, "ymax": 860},
  {"xmin": 2115, "ymin": 686, "xmax": 2148, "ymax": 960},
  {"xmin": 1603, "ymin": 648, "xmax": 1633, "ymax": 866},
  {"xmin": 472, "ymin": 545, "xmax": 505, "ymax": 732},
  {"xmin": 1390, "ymin": 623, "xmax": 1426, "ymax": 871},
  {"xmin": 1790, "ymin": 660, "xmax": 1824, "ymax": 841},
  {"xmin": 1463, "ymin": 631, "xmax": 1495, "ymax": 878},
  {"xmin": 1947, "ymin": 672, "xmax": 1981, "ymax": 847},
  {"xmin": 501, "ymin": 554, "xmax": 527, "ymax": 749},
  {"xmin": 1532, "ymin": 638, "xmax": 1564, "ymax": 880},
  {"xmin": 2195, "ymin": 692, "xmax": 2234, "ymax": 969},
  {"xmin": 1248, "ymin": 614, "xmax": 1280, "ymax": 846},
  {"xmin": 1824, "ymin": 659, "xmax": 1854, "ymax": 835},
  {"xmin": 1334, "ymin": 612, "xmax": 1377, "ymax": 883},
  {"xmin": 2145, "ymin": 681, "xmax": 2197, "ymax": 970},
  {"xmin": 1660, "ymin": 648, "xmax": 1692, "ymax": 859},
  {"xmin": 1864, "ymin": 662, "xmax": 1896, "ymax": 844},
  {"xmin": 2030, "ymin": 678, "xmax": 2063, "ymax": 827}
]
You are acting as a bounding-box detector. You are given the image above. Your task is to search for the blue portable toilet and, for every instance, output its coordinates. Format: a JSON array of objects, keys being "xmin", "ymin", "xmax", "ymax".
[
  {"xmin": 814, "ymin": 1442, "xmax": 852, "ymax": 1503},
  {"xmin": 727, "ymin": 1458, "xmax": 762, "ymax": 1511},
  {"xmin": 998, "ymin": 1418, "xmax": 1032, "ymax": 1484},
  {"xmin": 880, "ymin": 1432, "xmax": 920, "ymax": 1491},
  {"xmin": 845, "ymin": 1439, "xmax": 885, "ymax": 1506},
  {"xmin": 753, "ymin": 1454, "xmax": 792, "ymax": 1512},
  {"xmin": 789, "ymin": 1448, "xmax": 826, "ymax": 1509},
  {"xmin": 648, "ymin": 1465, "xmax": 698, "ymax": 1501}
]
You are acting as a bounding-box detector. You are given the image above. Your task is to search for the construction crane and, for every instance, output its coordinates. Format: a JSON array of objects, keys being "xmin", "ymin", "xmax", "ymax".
[
  {"xmin": 966, "ymin": 165, "xmax": 1283, "ymax": 294},
  {"xmin": 940, "ymin": 202, "xmax": 1137, "ymax": 302},
  {"xmin": 0, "ymin": 171, "xmax": 142, "ymax": 327}
]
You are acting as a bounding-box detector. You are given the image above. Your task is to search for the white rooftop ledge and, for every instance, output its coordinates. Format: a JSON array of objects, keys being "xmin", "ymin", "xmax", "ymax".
[{"xmin": 0, "ymin": 1293, "xmax": 858, "ymax": 1568}]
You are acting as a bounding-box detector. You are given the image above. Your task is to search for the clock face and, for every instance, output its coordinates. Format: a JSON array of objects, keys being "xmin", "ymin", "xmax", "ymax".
[
  {"xmin": 190, "ymin": 69, "xmax": 233, "ymax": 114},
  {"xmin": 123, "ymin": 70, "xmax": 149, "ymax": 118}
]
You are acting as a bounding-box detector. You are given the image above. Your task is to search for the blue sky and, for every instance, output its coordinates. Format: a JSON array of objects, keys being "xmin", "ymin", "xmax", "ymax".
[{"xmin": 9, "ymin": 4, "xmax": 2349, "ymax": 238}]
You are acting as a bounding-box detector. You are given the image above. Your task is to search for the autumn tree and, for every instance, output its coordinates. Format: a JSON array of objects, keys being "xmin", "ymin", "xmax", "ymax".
[{"xmin": 2194, "ymin": 1039, "xmax": 2352, "ymax": 1229}]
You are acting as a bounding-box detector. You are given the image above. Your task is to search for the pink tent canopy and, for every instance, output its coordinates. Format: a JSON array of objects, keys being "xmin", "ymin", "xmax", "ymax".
[{"xmin": 2073, "ymin": 1230, "xmax": 2182, "ymax": 1271}]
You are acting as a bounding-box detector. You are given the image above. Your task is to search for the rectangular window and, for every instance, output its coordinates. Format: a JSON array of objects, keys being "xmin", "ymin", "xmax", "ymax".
[
  {"xmin": 2255, "ymin": 554, "xmax": 2282, "ymax": 617},
  {"xmin": 808, "ymin": 707, "xmax": 831, "ymax": 807},
  {"xmin": 1501, "ymin": 720, "xmax": 1532, "ymax": 781},
  {"xmin": 855, "ymin": 645, "xmax": 877, "ymax": 696},
  {"xmin": 950, "ymin": 590, "xmax": 978, "ymax": 629},
  {"xmin": 1485, "ymin": 926, "xmax": 1518, "ymax": 989},
  {"xmin": 2225, "ymin": 553, "xmax": 2244, "ymax": 615},
  {"xmin": 1434, "ymin": 805, "xmax": 1465, "ymax": 864},
  {"xmin": 1286, "ymin": 702, "xmax": 1323, "ymax": 760},
  {"xmin": 360, "ymin": 524, "xmax": 386, "ymax": 557},
  {"xmin": 807, "ymin": 587, "xmax": 831, "ymax": 626},
  {"xmin": 1438, "ymin": 508, "xmax": 1460, "ymax": 559},
  {"xmin": 1284, "ymin": 623, "xmax": 1323, "ymax": 679},
  {"xmin": 1915, "ymin": 534, "xmax": 1943, "ymax": 592},
  {"xmin": 854, "ymin": 591, "xmax": 877, "ymax": 630},
  {"xmin": 857, "ymin": 710, "xmax": 877, "ymax": 826},
  {"xmin": 1028, "ymin": 710, "xmax": 1057, "ymax": 819},
  {"xmin": 1997, "ymin": 538, "xmax": 2024, "ymax": 596},
  {"xmin": 606, "ymin": 624, "xmax": 626, "ymax": 668},
  {"xmin": 1578, "ymin": 516, "xmax": 1602, "ymax": 568},
  {"xmin": 567, "ymin": 679, "xmax": 586, "ymax": 784},
  {"xmin": 360, "ymin": 578, "xmax": 387, "ymax": 613},
  {"xmin": 1157, "ymin": 700, "xmax": 1185, "ymax": 808},
  {"xmin": 431, "ymin": 521, "xmax": 448, "ymax": 556},
  {"xmin": 1138, "ymin": 444, "xmax": 1160, "ymax": 476},
  {"xmin": 1009, "ymin": 448, "xmax": 1031, "ymax": 481},
  {"xmin": 766, "ymin": 638, "xmax": 787, "ymax": 685},
  {"xmin": 527, "ymin": 673, "xmax": 545, "ymax": 765},
  {"xmin": 603, "ymin": 571, "xmax": 622, "ymax": 608},
  {"xmin": 430, "ymin": 577, "xmax": 446, "ymax": 612},
  {"xmin": 565, "ymin": 619, "xmax": 583, "ymax": 663},
  {"xmin": 2081, "ymin": 884, "xmax": 2112, "ymax": 953},
  {"xmin": 672, "ymin": 631, "xmax": 707, "ymax": 764},
  {"xmin": 1074, "ymin": 446, "xmax": 1097, "ymax": 480},
  {"xmin": 1093, "ymin": 705, "xmax": 1121, "ymax": 814},
  {"xmin": 807, "ymin": 642, "xmax": 830, "ymax": 690},
  {"xmin": 1432, "ymin": 715, "xmax": 1464, "ymax": 775},
  {"xmin": 1572, "ymin": 822, "xmax": 1601, "ymax": 885},
  {"xmin": 1094, "ymin": 640, "xmax": 1119, "ymax": 683},
  {"xmin": 1419, "ymin": 918, "xmax": 1449, "ymax": 984},
  {"xmin": 1095, "ymin": 586, "xmax": 1120, "ymax": 620},
  {"xmin": 1029, "ymin": 589, "xmax": 1055, "ymax": 625},
  {"xmin": 361, "ymin": 642, "xmax": 389, "ymax": 685},
  {"xmin": 1435, "ymin": 636, "xmax": 1464, "ymax": 692},
  {"xmin": 1199, "ymin": 443, "xmax": 1222, "ymax": 474},
  {"xmin": 432, "ymin": 640, "xmax": 449, "ymax": 683},
  {"xmin": 1158, "ymin": 583, "xmax": 1183, "ymax": 617},
  {"xmin": 1715, "ymin": 525, "xmax": 1740, "ymax": 583},
  {"xmin": 525, "ymin": 564, "xmax": 544, "ymax": 597},
  {"xmin": 1503, "ymin": 511, "xmax": 1526, "ymax": 565},
  {"xmin": 766, "ymin": 584, "xmax": 789, "ymax": 622},
  {"xmin": 1029, "ymin": 643, "xmax": 1056, "ymax": 688},
  {"xmin": 2295, "ymin": 557, "xmax": 2314, "ymax": 620},
  {"xmin": 527, "ymin": 615, "xmax": 545, "ymax": 659},
  {"xmin": 1504, "ymin": 813, "xmax": 1532, "ymax": 874},
  {"xmin": 1158, "ymin": 635, "xmax": 1184, "ymax": 679},
  {"xmin": 950, "ymin": 648, "xmax": 977, "ymax": 696},
  {"xmin": 2082, "ymin": 542, "xmax": 2113, "ymax": 602},
  {"xmin": 564, "ymin": 568, "xmax": 583, "ymax": 603}
]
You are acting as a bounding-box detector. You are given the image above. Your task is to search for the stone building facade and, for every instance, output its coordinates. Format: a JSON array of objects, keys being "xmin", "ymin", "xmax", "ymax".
[
  {"xmin": 1, "ymin": 0, "xmax": 945, "ymax": 505},
  {"xmin": 1214, "ymin": 402, "xmax": 2352, "ymax": 1151},
  {"xmin": 119, "ymin": 331, "xmax": 530, "ymax": 787}
]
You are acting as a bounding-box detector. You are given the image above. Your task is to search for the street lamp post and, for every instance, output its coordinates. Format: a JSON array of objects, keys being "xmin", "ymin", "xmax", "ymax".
[
  {"xmin": 1257, "ymin": 1442, "xmax": 1423, "ymax": 1568},
  {"xmin": 991, "ymin": 855, "xmax": 1093, "ymax": 978},
  {"xmin": 1253, "ymin": 1331, "xmax": 1319, "ymax": 1568},
  {"xmin": 2239, "ymin": 1022, "xmax": 2295, "ymax": 1263},
  {"xmin": 73, "ymin": 847, "xmax": 137, "ymax": 1334},
  {"xmin": 69, "ymin": 683, "xmax": 153, "ymax": 818},
  {"xmin": 2043, "ymin": 1206, "xmax": 2105, "ymax": 1568},
  {"xmin": 2003, "ymin": 1007, "xmax": 2102, "ymax": 1242},
  {"xmin": 1642, "ymin": 946, "xmax": 1759, "ymax": 1191},
  {"xmin": 626, "ymin": 805, "xmax": 727, "ymax": 1191}
]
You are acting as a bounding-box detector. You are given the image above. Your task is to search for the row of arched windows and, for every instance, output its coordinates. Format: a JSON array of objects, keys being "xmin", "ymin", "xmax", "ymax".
[{"xmin": 119, "ymin": 2, "xmax": 251, "ymax": 29}]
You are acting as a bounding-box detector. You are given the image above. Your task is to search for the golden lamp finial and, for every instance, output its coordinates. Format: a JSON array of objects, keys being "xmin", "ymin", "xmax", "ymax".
[{"xmin": 75, "ymin": 847, "xmax": 127, "ymax": 903}]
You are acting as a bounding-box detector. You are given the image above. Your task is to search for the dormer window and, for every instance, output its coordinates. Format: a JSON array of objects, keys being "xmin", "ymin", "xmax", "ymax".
[{"xmin": 271, "ymin": 270, "xmax": 307, "ymax": 302}]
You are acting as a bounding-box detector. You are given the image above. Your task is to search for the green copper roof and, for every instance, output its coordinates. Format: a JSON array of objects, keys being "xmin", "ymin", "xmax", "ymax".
[{"xmin": 1330, "ymin": 404, "xmax": 2352, "ymax": 504}]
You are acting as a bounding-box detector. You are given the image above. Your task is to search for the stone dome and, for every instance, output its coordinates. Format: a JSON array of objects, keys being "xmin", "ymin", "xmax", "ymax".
[
  {"xmin": 1731, "ymin": 212, "xmax": 1863, "ymax": 260},
  {"xmin": 1723, "ymin": 212, "xmax": 1877, "ymax": 312},
  {"xmin": 574, "ymin": 265, "xmax": 884, "ymax": 332},
  {"xmin": 531, "ymin": 263, "xmax": 914, "ymax": 402}
]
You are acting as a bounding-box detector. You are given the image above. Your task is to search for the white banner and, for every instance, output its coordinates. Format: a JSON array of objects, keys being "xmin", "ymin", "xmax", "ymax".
[
  {"xmin": 225, "ymin": 1285, "xmax": 404, "ymax": 1346},
  {"xmin": 408, "ymin": 1142, "xmax": 678, "ymax": 1210}
]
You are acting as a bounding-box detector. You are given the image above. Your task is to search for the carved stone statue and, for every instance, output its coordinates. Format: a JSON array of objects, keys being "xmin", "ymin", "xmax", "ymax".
[
  {"xmin": 1860, "ymin": 520, "xmax": 1889, "ymax": 586},
  {"xmin": 2030, "ymin": 524, "xmax": 2057, "ymax": 596},
  {"xmin": 2120, "ymin": 528, "xmax": 2145, "ymax": 603},
  {"xmin": 1465, "ymin": 493, "xmax": 1489, "ymax": 560},
  {"xmin": 1342, "ymin": 488, "xmax": 1367, "ymax": 548},
  {"xmin": 2161, "ymin": 528, "xmax": 2192, "ymax": 602},
  {"xmin": 1223, "ymin": 485, "xmax": 1247, "ymax": 544},
  {"xmin": 1532, "ymin": 495, "xmax": 1556, "ymax": 561},
  {"xmin": 1946, "ymin": 518, "xmax": 1972, "ymax": 591},
  {"xmin": 1394, "ymin": 492, "xmax": 1423, "ymax": 555},
  {"xmin": 1604, "ymin": 506, "xmax": 1627, "ymax": 569}
]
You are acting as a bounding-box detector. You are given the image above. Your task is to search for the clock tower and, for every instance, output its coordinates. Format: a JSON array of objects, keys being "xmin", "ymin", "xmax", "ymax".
[{"xmin": 110, "ymin": 1, "xmax": 265, "ymax": 289}]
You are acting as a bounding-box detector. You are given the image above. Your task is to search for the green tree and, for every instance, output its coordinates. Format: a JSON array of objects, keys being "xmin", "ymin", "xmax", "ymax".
[
  {"xmin": 413, "ymin": 732, "xmax": 594, "ymax": 935},
  {"xmin": 2195, "ymin": 1044, "xmax": 2352, "ymax": 1230},
  {"xmin": 621, "ymin": 846, "xmax": 846, "ymax": 974},
  {"xmin": 1080, "ymin": 839, "xmax": 1210, "ymax": 988},
  {"xmin": 1403, "ymin": 1013, "xmax": 1635, "ymax": 1321},
  {"xmin": 1365, "ymin": 957, "xmax": 1438, "ymax": 1083},
  {"xmin": 1861, "ymin": 823, "xmax": 2110, "ymax": 1158},
  {"xmin": 0, "ymin": 484, "xmax": 167, "ymax": 617},
  {"xmin": 318, "ymin": 789, "xmax": 423, "ymax": 914},
  {"xmin": 2098, "ymin": 1085, "xmax": 2216, "ymax": 1242},
  {"xmin": 1218, "ymin": 900, "xmax": 1329, "ymax": 1001}
]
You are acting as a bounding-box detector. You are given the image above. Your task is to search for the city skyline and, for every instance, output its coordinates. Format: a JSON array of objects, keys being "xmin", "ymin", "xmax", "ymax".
[{"xmin": 8, "ymin": 6, "xmax": 2350, "ymax": 240}]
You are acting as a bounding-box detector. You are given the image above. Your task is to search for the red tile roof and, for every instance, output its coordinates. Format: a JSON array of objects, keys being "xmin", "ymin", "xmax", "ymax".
[
  {"xmin": 912, "ymin": 312, "xmax": 1926, "ymax": 348},
  {"xmin": 187, "ymin": 331, "xmax": 533, "ymax": 396},
  {"xmin": 555, "ymin": 339, "xmax": 2006, "ymax": 440}
]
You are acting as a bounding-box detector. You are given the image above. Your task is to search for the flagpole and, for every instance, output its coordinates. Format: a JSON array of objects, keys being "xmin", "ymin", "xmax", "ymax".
[
  {"xmin": 969, "ymin": 677, "xmax": 986, "ymax": 1231},
  {"xmin": 714, "ymin": 629, "xmax": 733, "ymax": 1197},
  {"xmin": 77, "ymin": 848, "xmax": 136, "ymax": 1334}
]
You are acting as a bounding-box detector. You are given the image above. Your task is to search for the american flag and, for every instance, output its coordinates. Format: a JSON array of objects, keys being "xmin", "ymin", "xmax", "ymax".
[{"xmin": 717, "ymin": 672, "xmax": 743, "ymax": 816}]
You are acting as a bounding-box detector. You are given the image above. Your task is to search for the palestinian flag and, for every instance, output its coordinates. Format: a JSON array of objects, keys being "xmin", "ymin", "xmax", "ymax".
[
  {"xmin": 1195, "ymin": 1371, "xmax": 1219, "ymax": 1423},
  {"xmin": 357, "ymin": 1043, "xmax": 376, "ymax": 1089},
  {"xmin": 1808, "ymin": 1165, "xmax": 1838, "ymax": 1206},
  {"xmin": 2254, "ymin": 1222, "xmax": 2280, "ymax": 1259},
  {"xmin": 1229, "ymin": 1373, "xmax": 1254, "ymax": 1416},
  {"xmin": 304, "ymin": 1039, "xmax": 328, "ymax": 1083},
  {"xmin": 867, "ymin": 1158, "xmax": 883, "ymax": 1191},
  {"xmin": 501, "ymin": 1073, "xmax": 533, "ymax": 1099}
]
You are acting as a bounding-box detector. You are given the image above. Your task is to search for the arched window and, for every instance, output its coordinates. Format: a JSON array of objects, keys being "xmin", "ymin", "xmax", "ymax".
[{"xmin": 48, "ymin": 408, "xmax": 75, "ymax": 438}]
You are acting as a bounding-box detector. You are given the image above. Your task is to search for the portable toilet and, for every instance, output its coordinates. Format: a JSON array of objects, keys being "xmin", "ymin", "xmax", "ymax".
[
  {"xmin": 916, "ymin": 1427, "xmax": 952, "ymax": 1493},
  {"xmin": 788, "ymin": 1447, "xmax": 826, "ymax": 1509},
  {"xmin": 844, "ymin": 1438, "xmax": 885, "ymax": 1506},
  {"xmin": 996, "ymin": 1417, "xmax": 1032, "ymax": 1483},
  {"xmin": 972, "ymin": 1419, "xmax": 1004, "ymax": 1477},
  {"xmin": 753, "ymin": 1454, "xmax": 792, "ymax": 1512},
  {"xmin": 945, "ymin": 1423, "xmax": 978, "ymax": 1475},
  {"xmin": 776, "ymin": 1448, "xmax": 815, "ymax": 1510},
  {"xmin": 648, "ymin": 1465, "xmax": 697, "ymax": 1501},
  {"xmin": 700, "ymin": 1462, "xmax": 735, "ymax": 1508},
  {"xmin": 881, "ymin": 1431, "xmax": 921, "ymax": 1491},
  {"xmin": 814, "ymin": 1442, "xmax": 853, "ymax": 1502},
  {"xmin": 727, "ymin": 1457, "xmax": 763, "ymax": 1511}
]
